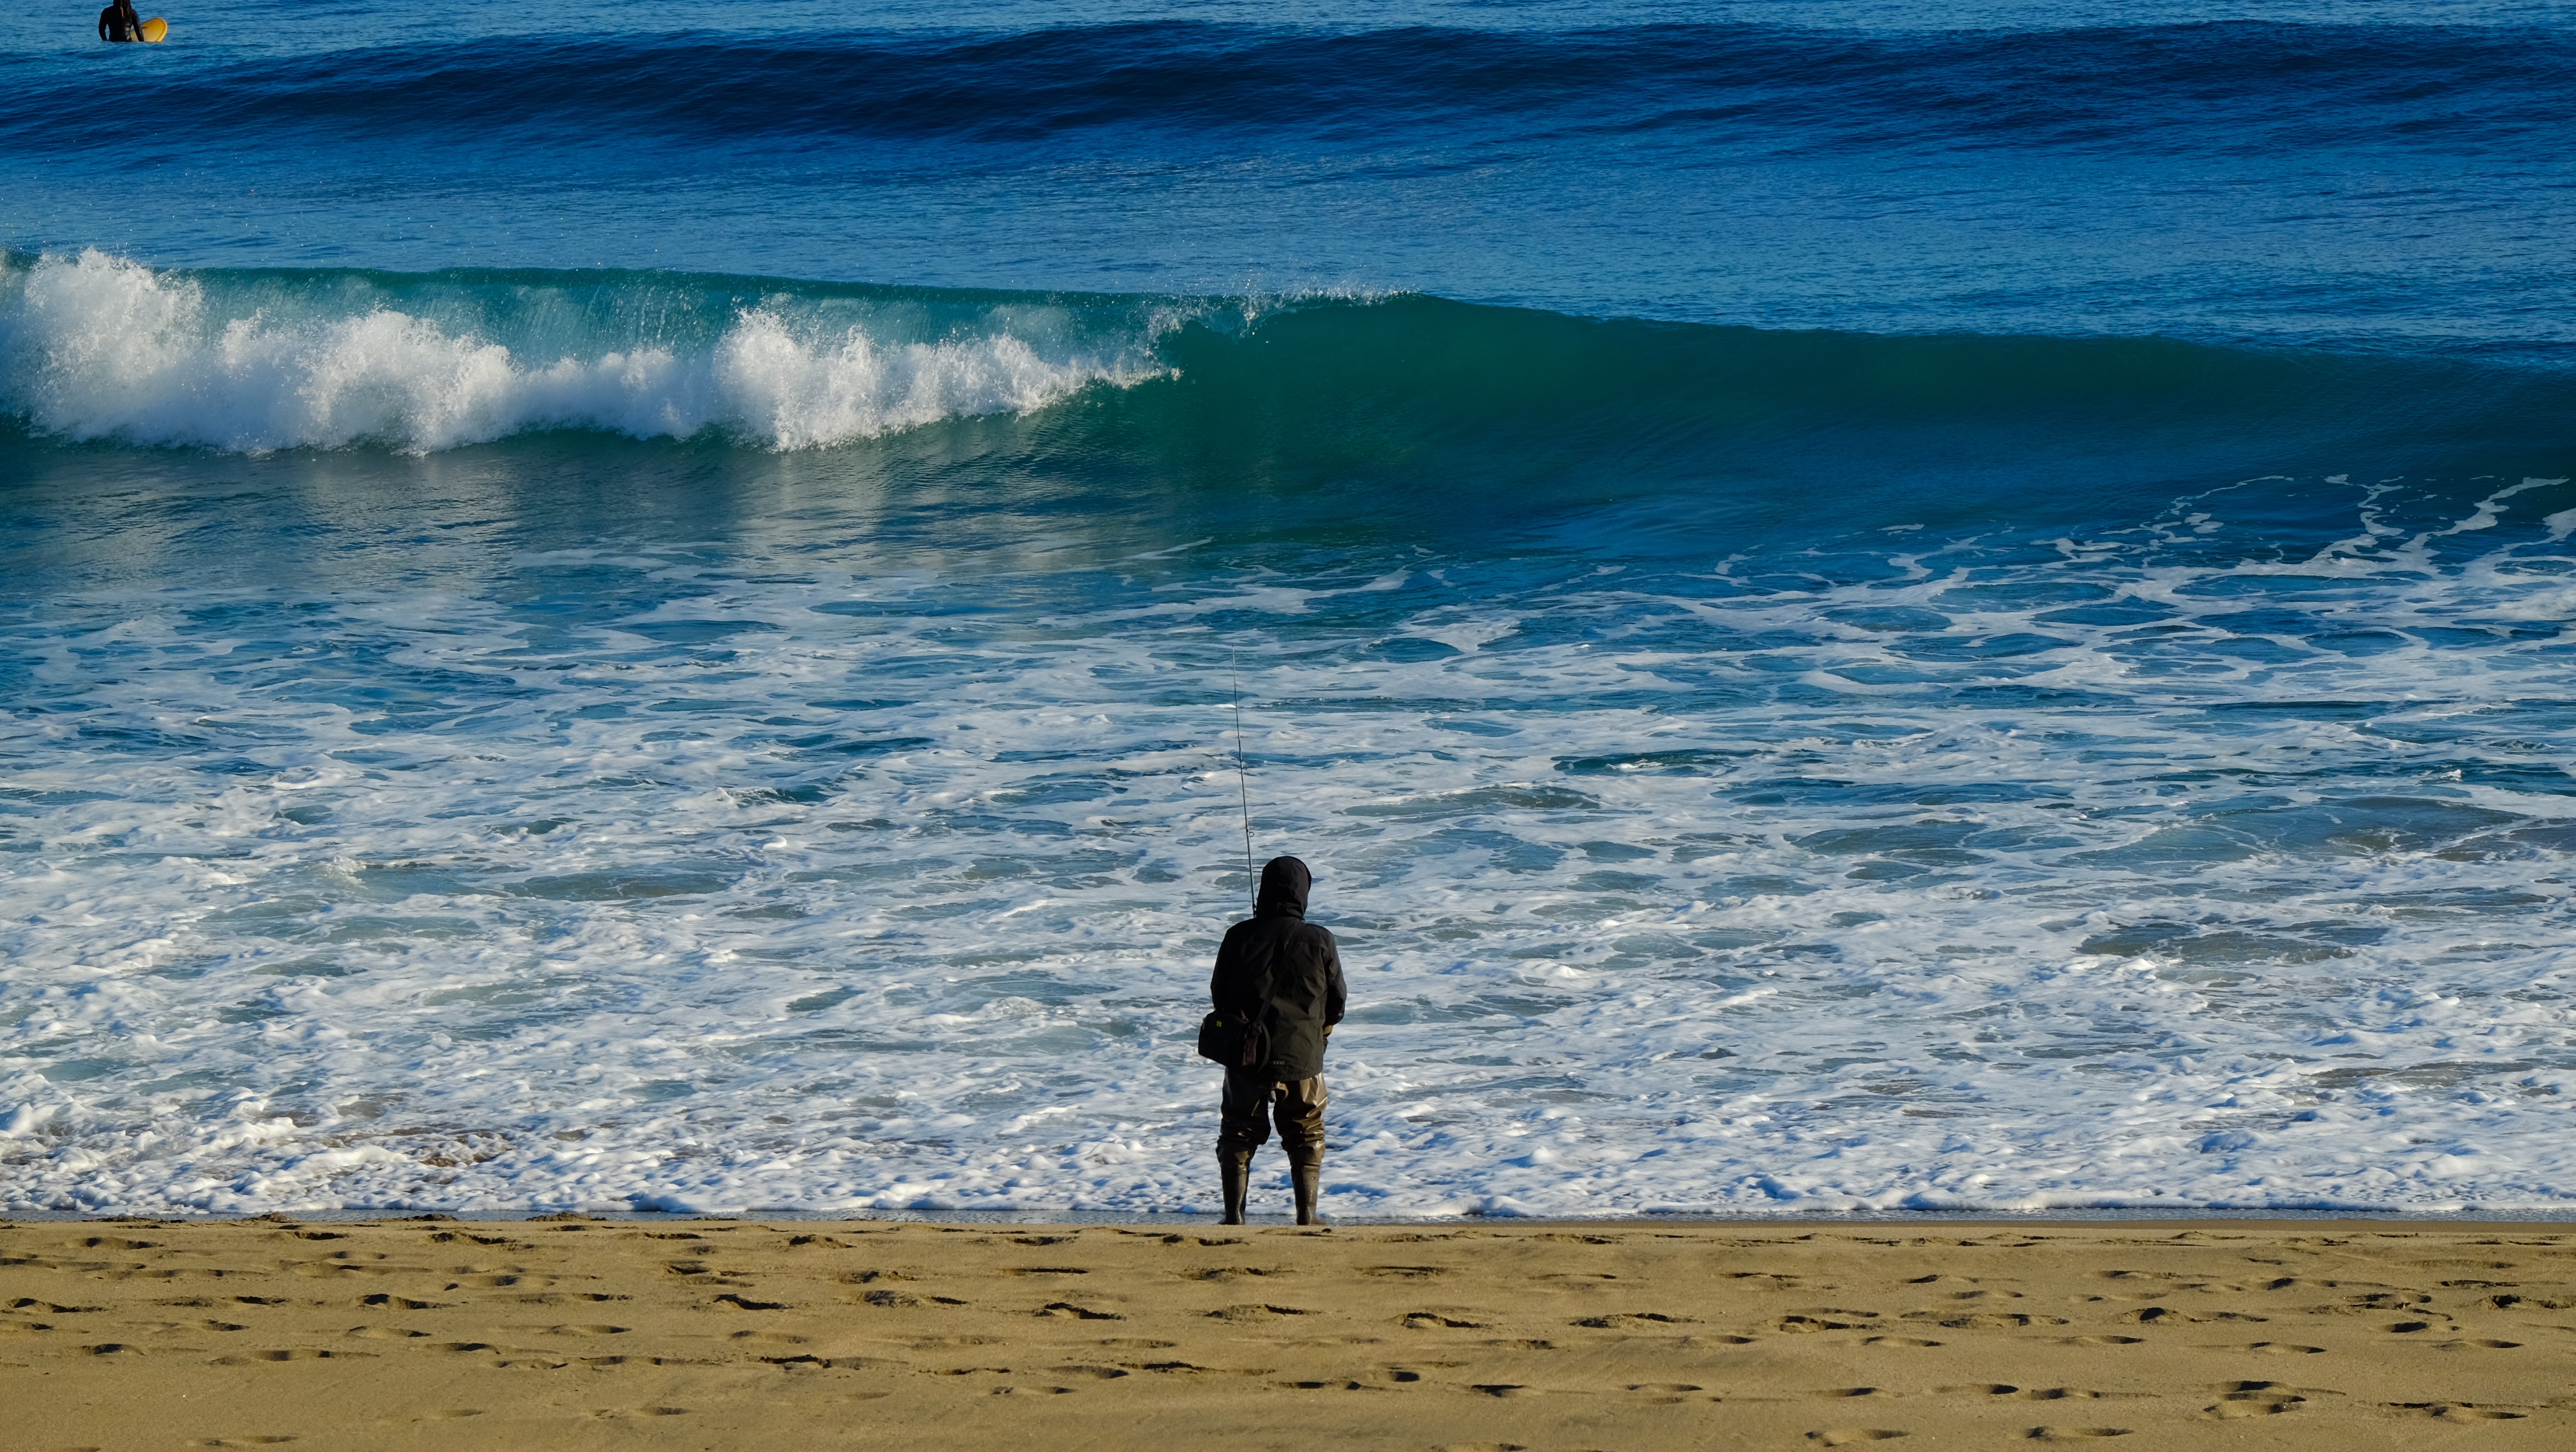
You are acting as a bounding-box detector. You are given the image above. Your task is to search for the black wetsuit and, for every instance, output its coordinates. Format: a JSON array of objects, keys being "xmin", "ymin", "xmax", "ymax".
[{"xmin": 99, "ymin": 1, "xmax": 144, "ymax": 41}]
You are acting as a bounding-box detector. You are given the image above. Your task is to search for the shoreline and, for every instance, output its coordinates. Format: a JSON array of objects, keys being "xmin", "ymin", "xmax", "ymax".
[
  {"xmin": 14, "ymin": 1207, "xmax": 2576, "ymax": 1225},
  {"xmin": 9, "ymin": 1215, "xmax": 2571, "ymax": 1446}
]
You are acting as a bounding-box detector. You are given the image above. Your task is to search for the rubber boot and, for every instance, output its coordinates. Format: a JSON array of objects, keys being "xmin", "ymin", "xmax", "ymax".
[
  {"xmin": 1220, "ymin": 1154, "xmax": 1251, "ymax": 1225},
  {"xmin": 1290, "ymin": 1152, "xmax": 1325, "ymax": 1227}
]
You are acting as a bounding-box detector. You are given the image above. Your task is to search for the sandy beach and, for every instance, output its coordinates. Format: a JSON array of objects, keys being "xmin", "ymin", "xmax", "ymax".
[{"xmin": 4, "ymin": 1217, "xmax": 2568, "ymax": 1448}]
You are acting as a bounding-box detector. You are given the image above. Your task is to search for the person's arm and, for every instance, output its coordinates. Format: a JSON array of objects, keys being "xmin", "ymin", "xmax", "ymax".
[
  {"xmin": 1322, "ymin": 931, "xmax": 1345, "ymax": 1031},
  {"xmin": 1209, "ymin": 925, "xmax": 1236, "ymax": 1012},
  {"xmin": 100, "ymin": 9, "xmax": 112, "ymax": 39}
]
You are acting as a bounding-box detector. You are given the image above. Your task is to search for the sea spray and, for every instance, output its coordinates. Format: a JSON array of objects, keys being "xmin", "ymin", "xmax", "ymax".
[{"xmin": 0, "ymin": 252, "xmax": 1174, "ymax": 452}]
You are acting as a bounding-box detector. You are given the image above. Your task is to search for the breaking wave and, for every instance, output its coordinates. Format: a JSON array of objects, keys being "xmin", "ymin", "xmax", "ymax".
[{"xmin": 0, "ymin": 251, "xmax": 1172, "ymax": 453}]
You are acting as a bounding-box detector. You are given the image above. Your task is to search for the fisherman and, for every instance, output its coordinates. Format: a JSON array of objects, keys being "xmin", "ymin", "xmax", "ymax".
[
  {"xmin": 1210, "ymin": 854, "xmax": 1346, "ymax": 1225},
  {"xmin": 97, "ymin": 0, "xmax": 145, "ymax": 40}
]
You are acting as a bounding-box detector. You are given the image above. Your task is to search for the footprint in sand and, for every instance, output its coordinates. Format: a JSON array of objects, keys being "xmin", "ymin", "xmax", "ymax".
[
  {"xmin": 2391, "ymin": 1404, "xmax": 2528, "ymax": 1419},
  {"xmin": 2022, "ymin": 1430, "xmax": 2131, "ymax": 1441},
  {"xmin": 1777, "ymin": 1314, "xmax": 1874, "ymax": 1333},
  {"xmin": 1627, "ymin": 1382, "xmax": 1704, "ymax": 1403},
  {"xmin": 1186, "ymin": 1266, "xmax": 1280, "ymax": 1283},
  {"xmin": 1806, "ymin": 1431, "xmax": 1906, "ymax": 1445},
  {"xmin": 1038, "ymin": 1302, "xmax": 1123, "ymax": 1319},
  {"xmin": 2206, "ymin": 1378, "xmax": 2307, "ymax": 1417},
  {"xmin": 2125, "ymin": 1307, "xmax": 2197, "ymax": 1324}
]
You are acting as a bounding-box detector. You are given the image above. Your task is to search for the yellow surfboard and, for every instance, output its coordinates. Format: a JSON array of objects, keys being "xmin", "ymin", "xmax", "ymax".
[{"xmin": 140, "ymin": 16, "xmax": 167, "ymax": 41}]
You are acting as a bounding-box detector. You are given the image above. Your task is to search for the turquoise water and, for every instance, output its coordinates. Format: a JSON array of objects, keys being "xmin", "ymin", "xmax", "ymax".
[{"xmin": 3, "ymin": 1, "xmax": 2575, "ymax": 1216}]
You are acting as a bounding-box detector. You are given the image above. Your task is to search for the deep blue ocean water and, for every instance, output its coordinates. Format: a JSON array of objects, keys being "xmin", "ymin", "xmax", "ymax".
[{"xmin": 4, "ymin": 0, "xmax": 2576, "ymax": 1217}]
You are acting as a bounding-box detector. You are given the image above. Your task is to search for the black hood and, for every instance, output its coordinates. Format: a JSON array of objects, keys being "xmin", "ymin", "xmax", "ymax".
[{"xmin": 1255, "ymin": 855, "xmax": 1311, "ymax": 919}]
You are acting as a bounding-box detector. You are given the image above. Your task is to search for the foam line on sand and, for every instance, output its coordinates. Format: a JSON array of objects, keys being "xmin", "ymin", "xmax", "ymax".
[{"xmin": 4, "ymin": 1218, "xmax": 2569, "ymax": 1447}]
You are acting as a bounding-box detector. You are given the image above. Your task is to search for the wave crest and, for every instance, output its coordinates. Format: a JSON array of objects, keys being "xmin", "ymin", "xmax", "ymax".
[{"xmin": 0, "ymin": 251, "xmax": 1164, "ymax": 453}]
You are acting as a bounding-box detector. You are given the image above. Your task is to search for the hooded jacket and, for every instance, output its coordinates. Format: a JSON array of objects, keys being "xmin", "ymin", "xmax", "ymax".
[{"xmin": 1210, "ymin": 856, "xmax": 1346, "ymax": 1082}]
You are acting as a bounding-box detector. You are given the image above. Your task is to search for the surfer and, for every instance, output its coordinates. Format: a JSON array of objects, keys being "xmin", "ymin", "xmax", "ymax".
[
  {"xmin": 96, "ymin": 0, "xmax": 145, "ymax": 41},
  {"xmin": 1210, "ymin": 855, "xmax": 1346, "ymax": 1225}
]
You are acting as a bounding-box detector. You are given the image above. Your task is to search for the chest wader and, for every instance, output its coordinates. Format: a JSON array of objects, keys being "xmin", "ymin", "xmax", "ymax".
[
  {"xmin": 1217, "ymin": 1071, "xmax": 1326, "ymax": 1225},
  {"xmin": 1290, "ymin": 1151, "xmax": 1322, "ymax": 1226},
  {"xmin": 1218, "ymin": 1144, "xmax": 1323, "ymax": 1226}
]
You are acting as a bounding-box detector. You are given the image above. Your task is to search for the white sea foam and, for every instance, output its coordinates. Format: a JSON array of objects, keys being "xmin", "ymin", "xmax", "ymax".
[
  {"xmin": 0, "ymin": 252, "xmax": 1162, "ymax": 452},
  {"xmin": 7, "ymin": 473, "xmax": 2576, "ymax": 1218}
]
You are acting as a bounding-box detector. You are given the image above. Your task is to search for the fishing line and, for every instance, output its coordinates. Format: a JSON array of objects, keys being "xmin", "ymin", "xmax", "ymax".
[{"xmin": 1231, "ymin": 649, "xmax": 1255, "ymax": 916}]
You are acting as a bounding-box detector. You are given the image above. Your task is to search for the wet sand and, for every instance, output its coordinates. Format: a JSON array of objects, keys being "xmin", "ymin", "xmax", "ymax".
[{"xmin": 4, "ymin": 1217, "xmax": 2569, "ymax": 1448}]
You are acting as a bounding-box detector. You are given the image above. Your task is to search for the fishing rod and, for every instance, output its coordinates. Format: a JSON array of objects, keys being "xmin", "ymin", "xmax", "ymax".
[{"xmin": 1231, "ymin": 649, "xmax": 1255, "ymax": 916}]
